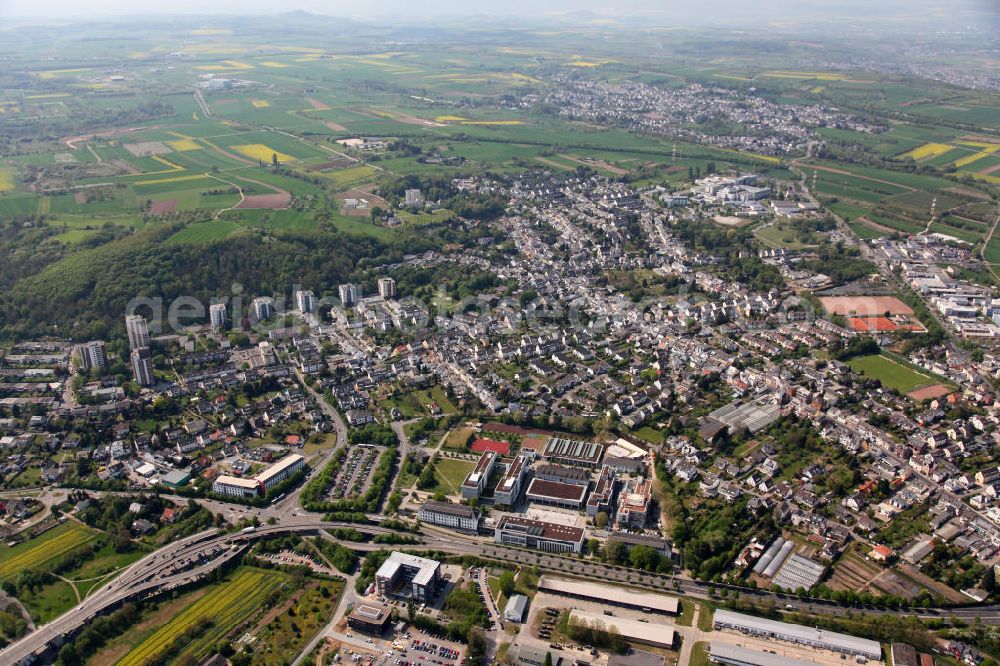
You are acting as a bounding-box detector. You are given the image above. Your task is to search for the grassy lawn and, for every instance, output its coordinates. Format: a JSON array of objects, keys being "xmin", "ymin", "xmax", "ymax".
[
  {"xmin": 428, "ymin": 385, "xmax": 458, "ymax": 413},
  {"xmin": 433, "ymin": 458, "xmax": 476, "ymax": 493},
  {"xmin": 697, "ymin": 605, "xmax": 715, "ymax": 632},
  {"xmin": 6, "ymin": 465, "xmax": 41, "ymax": 488},
  {"xmin": 514, "ymin": 567, "xmax": 540, "ymax": 599},
  {"xmin": 443, "ymin": 427, "xmax": 475, "ymax": 451},
  {"xmin": 675, "ymin": 599, "xmax": 696, "ymax": 627},
  {"xmin": 303, "ymin": 432, "xmax": 338, "ymax": 455},
  {"xmin": 847, "ymin": 353, "xmax": 941, "ymax": 393},
  {"xmin": 631, "ymin": 426, "xmax": 663, "ymax": 445},
  {"xmin": 65, "ymin": 543, "xmax": 149, "ymax": 597},
  {"xmin": 690, "ymin": 641, "xmax": 712, "ymax": 666},
  {"xmin": 754, "ymin": 223, "xmax": 825, "ymax": 250}
]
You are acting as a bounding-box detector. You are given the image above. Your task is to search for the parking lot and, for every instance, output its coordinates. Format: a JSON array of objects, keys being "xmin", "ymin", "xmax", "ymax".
[
  {"xmin": 341, "ymin": 626, "xmax": 467, "ymax": 666},
  {"xmin": 327, "ymin": 445, "xmax": 381, "ymax": 500},
  {"xmin": 513, "ymin": 589, "xmax": 682, "ymax": 666}
]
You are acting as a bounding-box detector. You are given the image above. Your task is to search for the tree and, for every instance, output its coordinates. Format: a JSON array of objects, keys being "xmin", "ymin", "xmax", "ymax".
[
  {"xmin": 271, "ymin": 152, "xmax": 279, "ymax": 167},
  {"xmin": 498, "ymin": 571, "xmax": 516, "ymax": 597},
  {"xmin": 544, "ymin": 653, "xmax": 553, "ymax": 666},
  {"xmin": 466, "ymin": 626, "xmax": 488, "ymax": 665},
  {"xmin": 595, "ymin": 511, "xmax": 609, "ymax": 529},
  {"xmin": 605, "ymin": 539, "xmax": 625, "ymax": 565}
]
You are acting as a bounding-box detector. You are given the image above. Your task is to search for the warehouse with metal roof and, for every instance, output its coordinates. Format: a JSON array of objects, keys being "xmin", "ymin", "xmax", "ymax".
[
  {"xmin": 713, "ymin": 609, "xmax": 882, "ymax": 660},
  {"xmin": 709, "ymin": 642, "xmax": 821, "ymax": 666},
  {"xmin": 538, "ymin": 576, "xmax": 678, "ymax": 615},
  {"xmin": 569, "ymin": 610, "xmax": 675, "ymax": 649}
]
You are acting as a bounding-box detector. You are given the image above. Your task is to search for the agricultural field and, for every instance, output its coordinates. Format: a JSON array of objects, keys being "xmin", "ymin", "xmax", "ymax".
[
  {"xmin": 0, "ymin": 521, "xmax": 150, "ymax": 622},
  {"xmin": 803, "ymin": 158, "xmax": 995, "ymax": 243},
  {"xmin": 117, "ymin": 566, "xmax": 291, "ymax": 666},
  {"xmin": 0, "ymin": 166, "xmax": 16, "ymax": 192},
  {"xmin": 0, "ymin": 521, "xmax": 101, "ymax": 581}
]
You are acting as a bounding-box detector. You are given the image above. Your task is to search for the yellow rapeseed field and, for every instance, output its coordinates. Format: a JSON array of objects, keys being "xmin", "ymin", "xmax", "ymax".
[
  {"xmin": 899, "ymin": 142, "xmax": 954, "ymax": 161},
  {"xmin": 167, "ymin": 139, "xmax": 200, "ymax": 152},
  {"xmin": 251, "ymin": 100, "xmax": 271, "ymax": 108},
  {"xmin": 0, "ymin": 167, "xmax": 17, "ymax": 192},
  {"xmin": 233, "ymin": 144, "xmax": 296, "ymax": 163},
  {"xmin": 953, "ymin": 141, "xmax": 1000, "ymax": 169}
]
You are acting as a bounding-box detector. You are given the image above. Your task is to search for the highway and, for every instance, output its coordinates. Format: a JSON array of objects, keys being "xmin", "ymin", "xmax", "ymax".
[
  {"xmin": 8, "ymin": 377, "xmax": 1000, "ymax": 662},
  {"xmin": 9, "ymin": 507, "xmax": 1000, "ymax": 664}
]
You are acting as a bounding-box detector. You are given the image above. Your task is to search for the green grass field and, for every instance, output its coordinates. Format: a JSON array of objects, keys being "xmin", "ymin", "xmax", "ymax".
[
  {"xmin": 433, "ymin": 458, "xmax": 476, "ymax": 493},
  {"xmin": 847, "ymin": 353, "xmax": 941, "ymax": 394},
  {"xmin": 166, "ymin": 220, "xmax": 242, "ymax": 244}
]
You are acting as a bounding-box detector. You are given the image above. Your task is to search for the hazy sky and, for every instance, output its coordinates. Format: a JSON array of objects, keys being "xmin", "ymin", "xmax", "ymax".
[{"xmin": 0, "ymin": 0, "xmax": 996, "ymax": 23}]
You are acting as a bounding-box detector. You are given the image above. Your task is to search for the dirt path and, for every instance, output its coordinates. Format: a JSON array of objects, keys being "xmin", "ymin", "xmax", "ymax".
[
  {"xmin": 792, "ymin": 160, "xmax": 917, "ymax": 191},
  {"xmin": 250, "ymin": 584, "xmax": 309, "ymax": 635},
  {"xmin": 557, "ymin": 153, "xmax": 629, "ymax": 175},
  {"xmin": 201, "ymin": 140, "xmax": 256, "ymax": 166},
  {"xmin": 50, "ymin": 573, "xmax": 80, "ymax": 604},
  {"xmin": 534, "ymin": 156, "xmax": 571, "ymax": 171},
  {"xmin": 194, "ymin": 89, "xmax": 212, "ymax": 117},
  {"xmin": 856, "ymin": 216, "xmax": 899, "ymax": 234},
  {"xmin": 204, "ymin": 172, "xmax": 246, "ymax": 219},
  {"xmin": 979, "ymin": 214, "xmax": 1000, "ymax": 282}
]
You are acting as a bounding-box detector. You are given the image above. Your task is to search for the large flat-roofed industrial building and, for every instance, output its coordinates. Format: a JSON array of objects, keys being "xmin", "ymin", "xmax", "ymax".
[
  {"xmin": 538, "ymin": 576, "xmax": 678, "ymax": 615},
  {"xmin": 568, "ymin": 610, "xmax": 675, "ymax": 649},
  {"xmin": 541, "ymin": 437, "xmax": 605, "ymax": 469},
  {"xmin": 713, "ymin": 609, "xmax": 882, "ymax": 661},
  {"xmin": 709, "ymin": 642, "xmax": 822, "ymax": 666},
  {"xmin": 375, "ymin": 552, "xmax": 441, "ymax": 603},
  {"xmin": 495, "ymin": 515, "xmax": 585, "ymax": 553}
]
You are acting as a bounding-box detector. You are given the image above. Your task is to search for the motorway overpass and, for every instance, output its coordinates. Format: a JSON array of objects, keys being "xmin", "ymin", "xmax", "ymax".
[{"xmin": 8, "ymin": 518, "xmax": 1000, "ymax": 664}]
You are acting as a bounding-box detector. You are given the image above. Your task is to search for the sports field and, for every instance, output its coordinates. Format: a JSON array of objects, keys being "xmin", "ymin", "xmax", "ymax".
[
  {"xmin": 847, "ymin": 353, "xmax": 940, "ymax": 394},
  {"xmin": 819, "ymin": 295, "xmax": 913, "ymax": 317}
]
